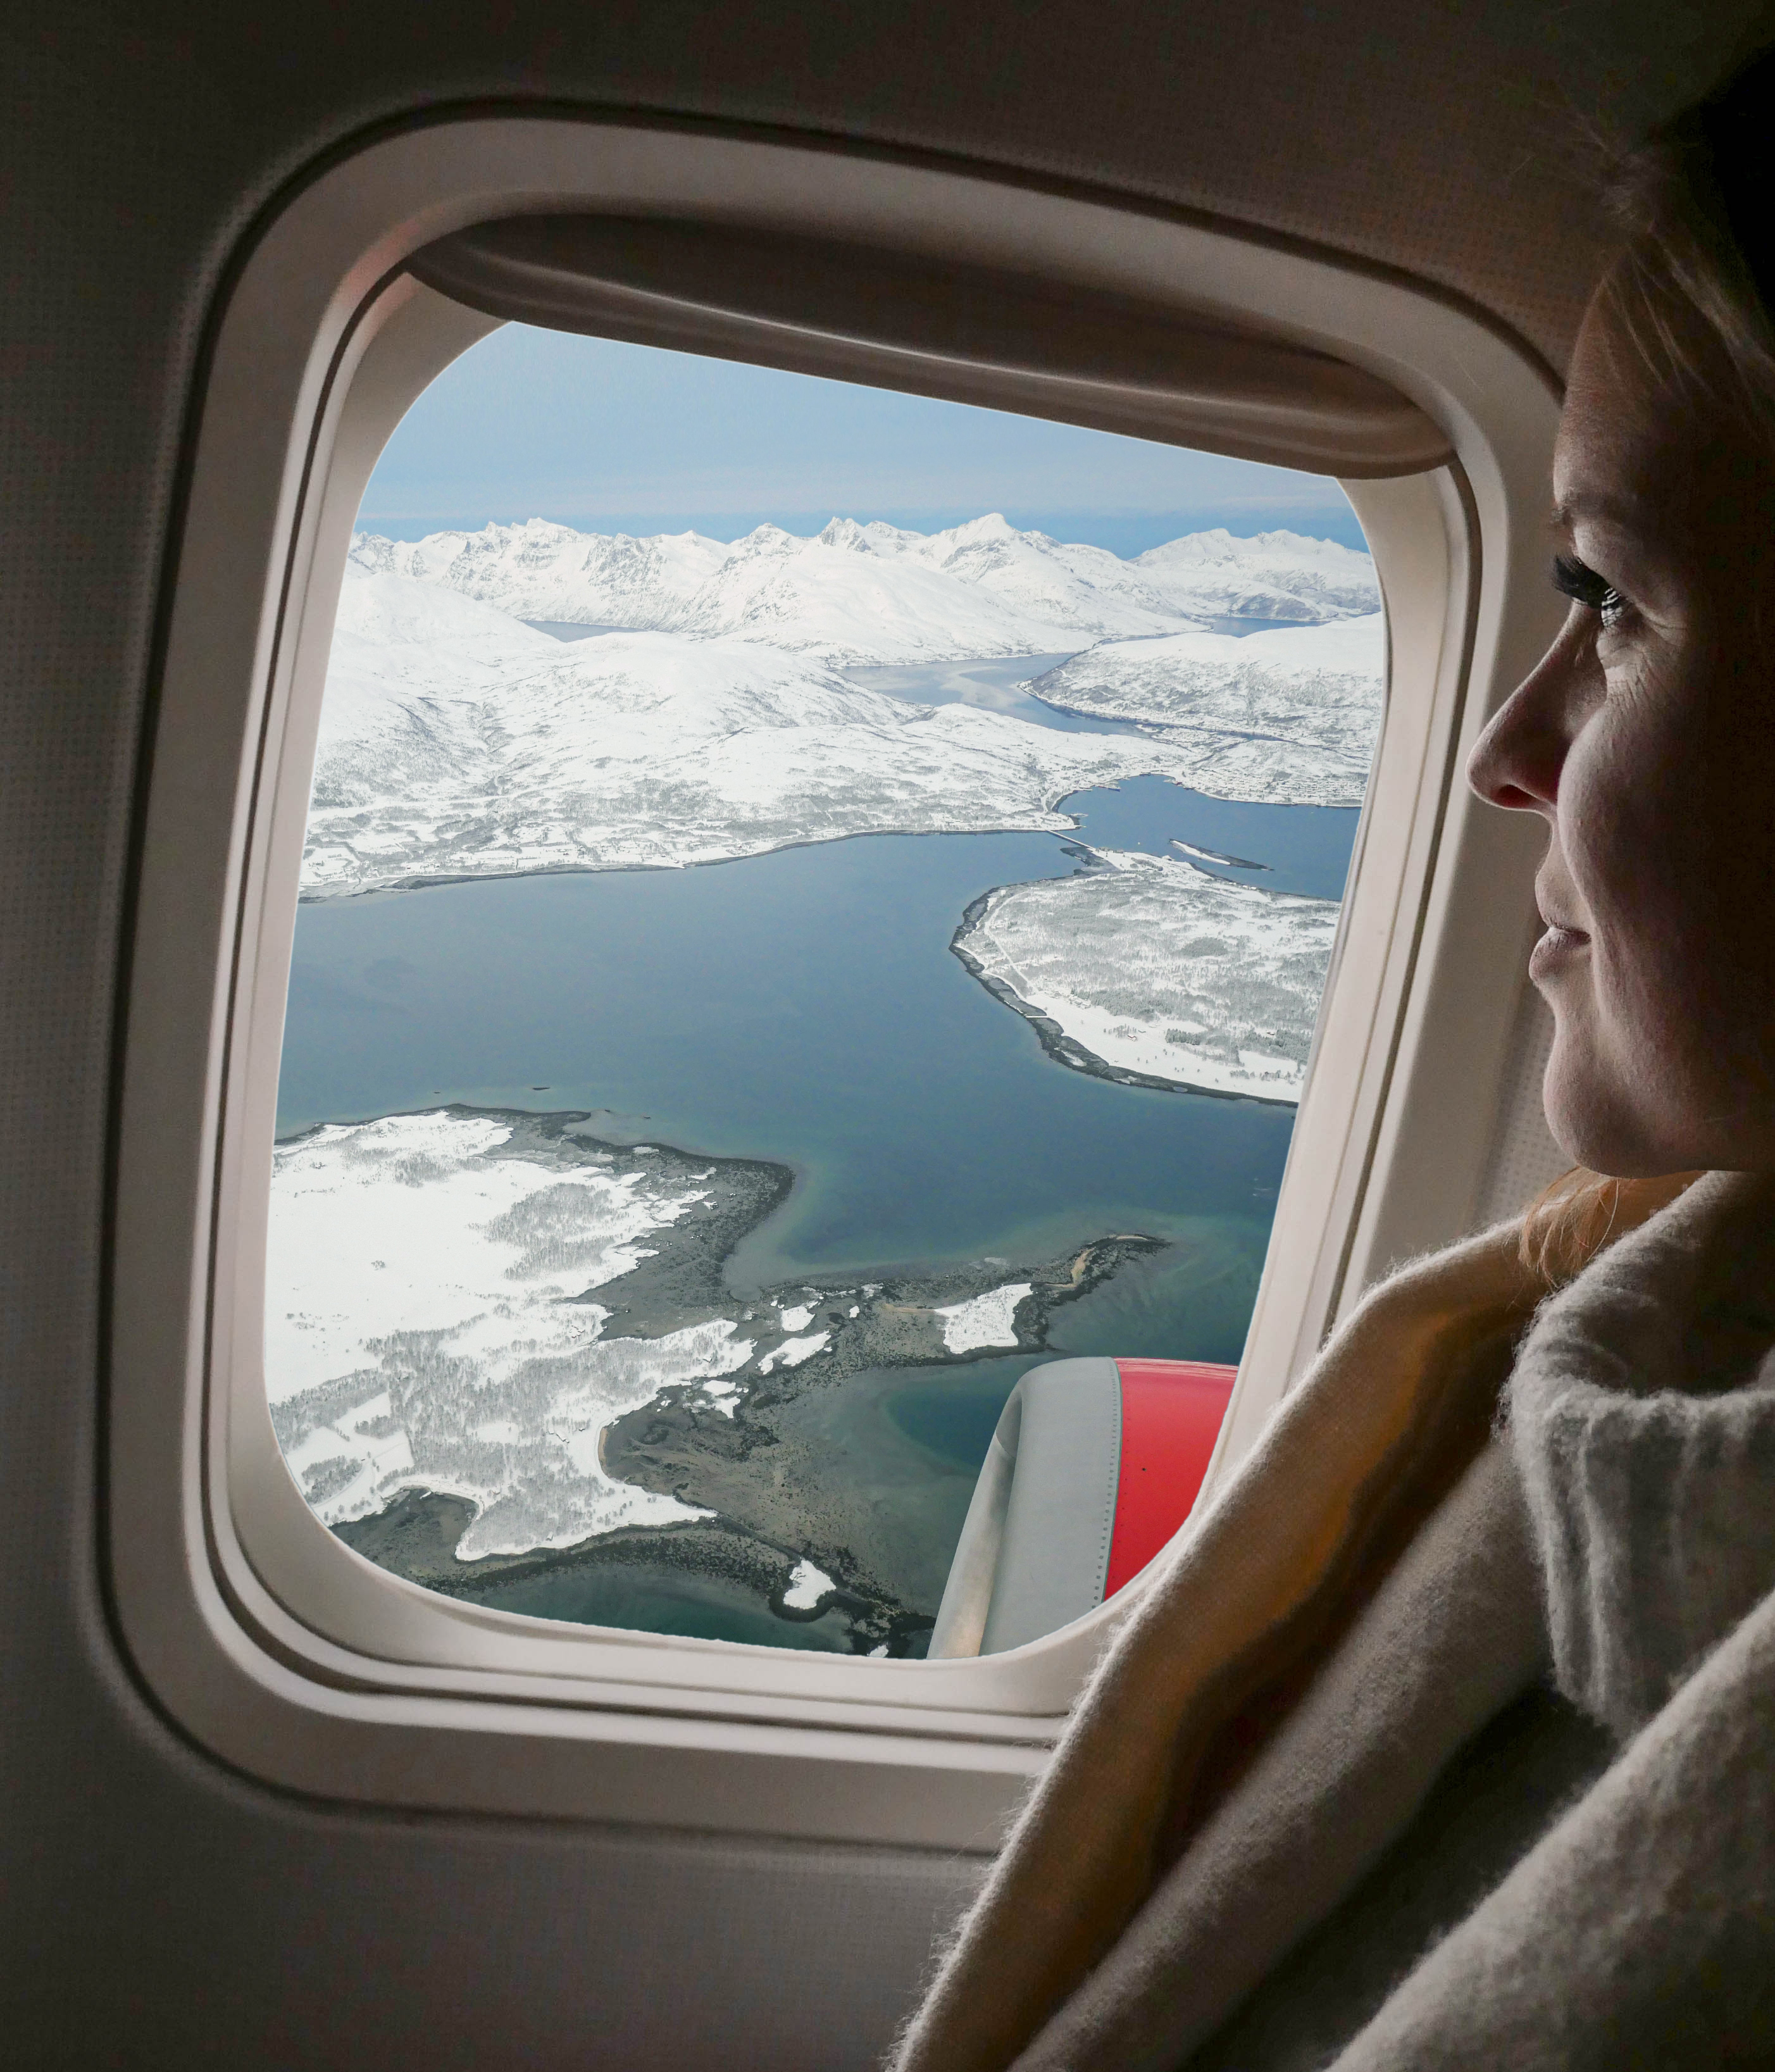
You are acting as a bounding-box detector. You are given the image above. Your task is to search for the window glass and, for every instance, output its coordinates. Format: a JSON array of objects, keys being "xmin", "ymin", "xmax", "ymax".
[{"xmin": 268, "ymin": 325, "xmax": 1383, "ymax": 1656}]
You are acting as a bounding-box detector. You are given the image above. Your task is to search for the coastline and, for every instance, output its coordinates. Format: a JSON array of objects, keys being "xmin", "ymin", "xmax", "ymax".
[{"xmin": 294, "ymin": 812, "xmax": 1099, "ymax": 906}]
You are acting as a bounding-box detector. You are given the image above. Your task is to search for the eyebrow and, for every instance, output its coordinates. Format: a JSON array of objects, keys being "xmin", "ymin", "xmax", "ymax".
[{"xmin": 1549, "ymin": 490, "xmax": 1645, "ymax": 532}]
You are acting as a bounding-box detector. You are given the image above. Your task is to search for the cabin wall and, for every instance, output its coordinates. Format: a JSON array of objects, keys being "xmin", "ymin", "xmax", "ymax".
[{"xmin": 0, "ymin": 24, "xmax": 983, "ymax": 2069}]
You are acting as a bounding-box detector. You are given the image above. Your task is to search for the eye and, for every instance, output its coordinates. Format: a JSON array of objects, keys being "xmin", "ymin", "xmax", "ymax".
[{"xmin": 1552, "ymin": 553, "xmax": 1629, "ymax": 630}]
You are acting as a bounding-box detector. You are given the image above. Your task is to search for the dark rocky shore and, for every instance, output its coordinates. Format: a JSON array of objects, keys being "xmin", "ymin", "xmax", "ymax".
[{"xmin": 595, "ymin": 1228, "xmax": 1163, "ymax": 1642}]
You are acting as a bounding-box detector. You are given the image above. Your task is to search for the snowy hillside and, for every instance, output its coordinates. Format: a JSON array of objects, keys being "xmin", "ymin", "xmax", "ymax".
[
  {"xmin": 304, "ymin": 568, "xmax": 1383, "ymax": 897},
  {"xmin": 954, "ymin": 849, "xmax": 1341, "ymax": 1100},
  {"xmin": 1030, "ymin": 614, "xmax": 1385, "ymax": 808},
  {"xmin": 349, "ymin": 515, "xmax": 1379, "ymax": 666},
  {"xmin": 1129, "ymin": 530, "xmax": 1380, "ymax": 624}
]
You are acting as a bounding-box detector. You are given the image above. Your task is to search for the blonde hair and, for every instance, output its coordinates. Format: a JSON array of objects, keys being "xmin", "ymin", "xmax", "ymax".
[
  {"xmin": 1519, "ymin": 1166, "xmax": 1703, "ymax": 1290},
  {"xmin": 1600, "ymin": 78, "xmax": 1775, "ymax": 437}
]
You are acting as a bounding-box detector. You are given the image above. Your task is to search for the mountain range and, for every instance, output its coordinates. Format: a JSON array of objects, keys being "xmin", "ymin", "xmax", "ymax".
[
  {"xmin": 349, "ymin": 514, "xmax": 1380, "ymax": 666},
  {"xmin": 306, "ymin": 559, "xmax": 1384, "ymax": 899}
]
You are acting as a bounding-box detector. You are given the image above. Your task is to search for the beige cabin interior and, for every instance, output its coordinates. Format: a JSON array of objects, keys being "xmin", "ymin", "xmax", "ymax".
[{"xmin": 2, "ymin": 2, "xmax": 1767, "ymax": 2063}]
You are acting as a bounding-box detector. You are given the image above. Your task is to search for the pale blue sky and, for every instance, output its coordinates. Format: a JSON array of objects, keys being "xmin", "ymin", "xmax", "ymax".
[{"xmin": 359, "ymin": 325, "xmax": 1365, "ymax": 557}]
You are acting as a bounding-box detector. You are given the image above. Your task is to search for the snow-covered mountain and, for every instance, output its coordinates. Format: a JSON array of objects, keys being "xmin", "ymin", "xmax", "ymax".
[
  {"xmin": 349, "ymin": 515, "xmax": 1379, "ymax": 666},
  {"xmin": 1128, "ymin": 530, "xmax": 1379, "ymax": 625},
  {"xmin": 304, "ymin": 567, "xmax": 1385, "ymax": 897}
]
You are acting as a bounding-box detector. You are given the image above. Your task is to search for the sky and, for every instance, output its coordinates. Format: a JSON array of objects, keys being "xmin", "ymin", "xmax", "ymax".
[{"xmin": 358, "ymin": 325, "xmax": 1367, "ymax": 558}]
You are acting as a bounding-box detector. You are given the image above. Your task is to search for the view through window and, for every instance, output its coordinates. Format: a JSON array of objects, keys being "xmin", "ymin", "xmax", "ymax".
[{"xmin": 266, "ymin": 323, "xmax": 1384, "ymax": 1657}]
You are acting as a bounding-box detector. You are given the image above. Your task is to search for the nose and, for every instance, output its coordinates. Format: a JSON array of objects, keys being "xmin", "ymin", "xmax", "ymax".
[{"xmin": 1467, "ymin": 606, "xmax": 1592, "ymax": 814}]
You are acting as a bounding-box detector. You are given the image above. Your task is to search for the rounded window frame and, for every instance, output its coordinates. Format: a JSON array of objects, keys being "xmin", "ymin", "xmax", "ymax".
[{"xmin": 108, "ymin": 111, "xmax": 1561, "ymax": 1845}]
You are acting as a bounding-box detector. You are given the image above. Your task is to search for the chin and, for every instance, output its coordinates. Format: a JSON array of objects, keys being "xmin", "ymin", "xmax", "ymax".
[
  {"xmin": 1540, "ymin": 1028, "xmax": 1664, "ymax": 1178},
  {"xmin": 1543, "ymin": 1023, "xmax": 1755, "ymax": 1177}
]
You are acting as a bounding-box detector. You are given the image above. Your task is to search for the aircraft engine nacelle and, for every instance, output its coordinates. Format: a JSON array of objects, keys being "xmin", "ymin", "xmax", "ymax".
[{"xmin": 928, "ymin": 1356, "xmax": 1236, "ymax": 1657}]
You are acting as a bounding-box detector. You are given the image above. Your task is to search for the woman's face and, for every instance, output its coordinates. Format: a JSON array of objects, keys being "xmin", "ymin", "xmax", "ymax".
[{"xmin": 1468, "ymin": 267, "xmax": 1775, "ymax": 1176}]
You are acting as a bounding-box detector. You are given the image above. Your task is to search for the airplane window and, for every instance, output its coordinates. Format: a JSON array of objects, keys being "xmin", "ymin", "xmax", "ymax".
[{"xmin": 266, "ymin": 323, "xmax": 1383, "ymax": 1659}]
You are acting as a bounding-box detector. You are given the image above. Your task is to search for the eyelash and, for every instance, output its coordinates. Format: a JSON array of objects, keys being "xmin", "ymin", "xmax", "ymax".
[{"xmin": 1552, "ymin": 553, "xmax": 1629, "ymax": 630}]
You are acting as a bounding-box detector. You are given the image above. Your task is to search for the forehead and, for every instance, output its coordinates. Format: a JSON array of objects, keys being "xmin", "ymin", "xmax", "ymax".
[
  {"xmin": 1552, "ymin": 281, "xmax": 1692, "ymax": 530},
  {"xmin": 1551, "ymin": 261, "xmax": 1774, "ymax": 556}
]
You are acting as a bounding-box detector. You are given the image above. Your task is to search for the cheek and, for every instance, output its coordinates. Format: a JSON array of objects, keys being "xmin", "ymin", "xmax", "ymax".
[
  {"xmin": 1559, "ymin": 702, "xmax": 1693, "ymax": 958},
  {"xmin": 1573, "ymin": 661, "xmax": 1775, "ymax": 993},
  {"xmin": 1553, "ymin": 694, "xmax": 1719, "ymax": 1083},
  {"xmin": 1550, "ymin": 658, "xmax": 1775, "ymax": 1159}
]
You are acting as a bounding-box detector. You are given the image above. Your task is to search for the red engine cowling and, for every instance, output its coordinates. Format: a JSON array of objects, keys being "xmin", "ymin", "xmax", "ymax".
[{"xmin": 928, "ymin": 1356, "xmax": 1236, "ymax": 1658}]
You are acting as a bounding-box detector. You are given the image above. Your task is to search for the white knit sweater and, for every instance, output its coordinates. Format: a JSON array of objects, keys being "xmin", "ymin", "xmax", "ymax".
[{"xmin": 1509, "ymin": 1170, "xmax": 1775, "ymax": 1737}]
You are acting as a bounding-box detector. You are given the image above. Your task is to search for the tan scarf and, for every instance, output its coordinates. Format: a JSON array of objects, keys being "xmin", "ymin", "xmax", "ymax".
[
  {"xmin": 891, "ymin": 1216, "xmax": 1547, "ymax": 2072},
  {"xmin": 890, "ymin": 1171, "xmax": 1729, "ymax": 2072}
]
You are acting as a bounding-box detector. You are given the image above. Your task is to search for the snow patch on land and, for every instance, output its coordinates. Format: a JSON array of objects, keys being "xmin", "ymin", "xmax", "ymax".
[
  {"xmin": 266, "ymin": 1111, "xmax": 752, "ymax": 1557},
  {"xmin": 783, "ymin": 1557, "xmax": 838, "ymax": 1610},
  {"xmin": 777, "ymin": 1331, "xmax": 830, "ymax": 1368},
  {"xmin": 956, "ymin": 850, "xmax": 1340, "ymax": 1101},
  {"xmin": 935, "ymin": 1282, "xmax": 1033, "ymax": 1353},
  {"xmin": 757, "ymin": 1331, "xmax": 830, "ymax": 1375}
]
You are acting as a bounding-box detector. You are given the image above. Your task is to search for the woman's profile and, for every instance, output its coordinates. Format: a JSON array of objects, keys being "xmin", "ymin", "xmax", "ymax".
[{"xmin": 892, "ymin": 44, "xmax": 1775, "ymax": 2072}]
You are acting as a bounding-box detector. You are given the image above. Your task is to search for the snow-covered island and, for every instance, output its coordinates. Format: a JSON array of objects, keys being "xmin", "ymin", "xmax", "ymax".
[{"xmin": 953, "ymin": 850, "xmax": 1341, "ymax": 1102}]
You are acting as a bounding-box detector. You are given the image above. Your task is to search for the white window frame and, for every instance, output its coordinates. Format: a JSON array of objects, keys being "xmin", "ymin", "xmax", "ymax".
[{"xmin": 108, "ymin": 113, "xmax": 1563, "ymax": 1848}]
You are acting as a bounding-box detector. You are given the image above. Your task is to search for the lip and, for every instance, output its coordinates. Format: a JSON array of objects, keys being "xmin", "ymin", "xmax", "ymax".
[{"xmin": 1529, "ymin": 923, "xmax": 1590, "ymax": 982}]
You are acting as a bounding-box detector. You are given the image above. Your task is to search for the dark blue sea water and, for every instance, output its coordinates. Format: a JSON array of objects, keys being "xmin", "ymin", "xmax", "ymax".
[{"xmin": 278, "ymin": 816, "xmax": 1337, "ymax": 1302}]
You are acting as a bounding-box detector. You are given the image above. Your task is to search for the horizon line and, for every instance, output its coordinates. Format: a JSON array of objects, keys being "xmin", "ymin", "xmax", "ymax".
[{"xmin": 351, "ymin": 508, "xmax": 1365, "ymax": 550}]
